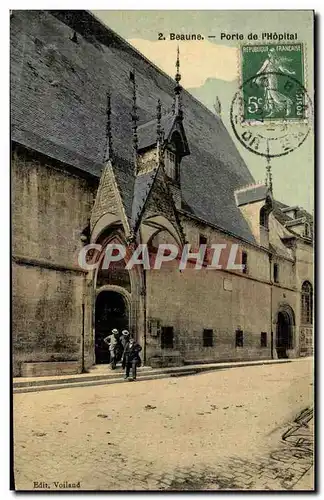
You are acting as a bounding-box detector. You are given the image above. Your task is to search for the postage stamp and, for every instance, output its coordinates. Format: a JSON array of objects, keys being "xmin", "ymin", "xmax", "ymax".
[
  {"xmin": 240, "ymin": 43, "xmax": 305, "ymax": 122},
  {"xmin": 230, "ymin": 71, "xmax": 313, "ymax": 157},
  {"xmin": 10, "ymin": 9, "xmax": 314, "ymax": 493}
]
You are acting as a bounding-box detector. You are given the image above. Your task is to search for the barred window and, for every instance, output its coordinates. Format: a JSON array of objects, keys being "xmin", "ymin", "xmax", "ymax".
[
  {"xmin": 261, "ymin": 332, "xmax": 267, "ymax": 347},
  {"xmin": 242, "ymin": 251, "xmax": 248, "ymax": 274},
  {"xmin": 274, "ymin": 263, "xmax": 279, "ymax": 283},
  {"xmin": 235, "ymin": 329, "xmax": 243, "ymax": 347},
  {"xmin": 203, "ymin": 329, "xmax": 213, "ymax": 347},
  {"xmin": 301, "ymin": 281, "xmax": 313, "ymax": 325},
  {"xmin": 161, "ymin": 326, "xmax": 174, "ymax": 349}
]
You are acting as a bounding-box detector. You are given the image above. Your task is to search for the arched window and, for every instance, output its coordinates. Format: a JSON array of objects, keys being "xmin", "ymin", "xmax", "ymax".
[
  {"xmin": 260, "ymin": 206, "xmax": 269, "ymax": 229},
  {"xmin": 301, "ymin": 281, "xmax": 313, "ymax": 325}
]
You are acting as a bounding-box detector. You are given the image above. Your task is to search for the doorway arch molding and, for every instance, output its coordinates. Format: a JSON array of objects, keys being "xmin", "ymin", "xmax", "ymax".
[
  {"xmin": 274, "ymin": 302, "xmax": 296, "ymax": 358},
  {"xmin": 273, "ymin": 303, "xmax": 296, "ymax": 327},
  {"xmin": 95, "ymin": 284, "xmax": 135, "ymax": 336},
  {"xmin": 96, "ymin": 285, "xmax": 131, "ymax": 309}
]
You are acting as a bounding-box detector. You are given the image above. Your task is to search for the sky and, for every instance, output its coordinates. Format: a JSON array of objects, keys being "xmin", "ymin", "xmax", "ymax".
[{"xmin": 93, "ymin": 10, "xmax": 314, "ymax": 212}]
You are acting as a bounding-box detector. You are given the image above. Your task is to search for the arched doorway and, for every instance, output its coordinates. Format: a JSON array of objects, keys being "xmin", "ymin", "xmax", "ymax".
[
  {"xmin": 95, "ymin": 290, "xmax": 129, "ymax": 364},
  {"xmin": 276, "ymin": 310, "xmax": 294, "ymax": 359}
]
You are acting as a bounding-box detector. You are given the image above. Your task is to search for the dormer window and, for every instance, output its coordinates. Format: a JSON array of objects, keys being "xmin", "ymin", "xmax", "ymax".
[
  {"xmin": 260, "ymin": 206, "xmax": 269, "ymax": 229},
  {"xmin": 164, "ymin": 149, "xmax": 176, "ymax": 180}
]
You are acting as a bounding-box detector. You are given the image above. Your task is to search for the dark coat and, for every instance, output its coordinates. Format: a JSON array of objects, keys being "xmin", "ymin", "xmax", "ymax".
[{"xmin": 123, "ymin": 341, "xmax": 142, "ymax": 366}]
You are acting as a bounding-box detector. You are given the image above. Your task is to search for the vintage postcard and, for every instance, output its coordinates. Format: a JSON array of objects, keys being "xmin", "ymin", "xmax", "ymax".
[{"xmin": 11, "ymin": 9, "xmax": 314, "ymax": 491}]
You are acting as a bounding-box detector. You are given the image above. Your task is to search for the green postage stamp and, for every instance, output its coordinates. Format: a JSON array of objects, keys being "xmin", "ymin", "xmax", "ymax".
[{"xmin": 241, "ymin": 44, "xmax": 305, "ymax": 122}]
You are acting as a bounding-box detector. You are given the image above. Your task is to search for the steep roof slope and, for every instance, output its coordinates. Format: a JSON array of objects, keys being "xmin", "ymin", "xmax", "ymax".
[{"xmin": 10, "ymin": 10, "xmax": 255, "ymax": 242}]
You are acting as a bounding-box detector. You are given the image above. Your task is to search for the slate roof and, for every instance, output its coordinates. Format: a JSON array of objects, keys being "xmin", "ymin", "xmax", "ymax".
[
  {"xmin": 11, "ymin": 10, "xmax": 259, "ymax": 243},
  {"xmin": 234, "ymin": 184, "xmax": 270, "ymax": 207},
  {"xmin": 273, "ymin": 200, "xmax": 313, "ymax": 225},
  {"xmin": 272, "ymin": 200, "xmax": 313, "ymax": 241},
  {"xmin": 138, "ymin": 113, "xmax": 175, "ymax": 151},
  {"xmin": 131, "ymin": 169, "xmax": 158, "ymax": 230}
]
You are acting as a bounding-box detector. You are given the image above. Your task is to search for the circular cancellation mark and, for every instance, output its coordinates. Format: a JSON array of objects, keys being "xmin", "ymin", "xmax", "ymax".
[{"xmin": 230, "ymin": 72, "xmax": 313, "ymax": 159}]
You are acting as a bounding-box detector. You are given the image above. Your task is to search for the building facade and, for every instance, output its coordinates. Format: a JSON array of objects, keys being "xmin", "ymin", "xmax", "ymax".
[{"xmin": 11, "ymin": 10, "xmax": 313, "ymax": 377}]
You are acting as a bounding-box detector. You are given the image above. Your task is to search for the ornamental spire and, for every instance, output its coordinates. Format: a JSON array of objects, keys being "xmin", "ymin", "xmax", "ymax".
[
  {"xmin": 103, "ymin": 91, "xmax": 113, "ymax": 162},
  {"xmin": 156, "ymin": 99, "xmax": 162, "ymax": 163},
  {"xmin": 172, "ymin": 45, "xmax": 183, "ymax": 120},
  {"xmin": 130, "ymin": 70, "xmax": 139, "ymax": 172},
  {"xmin": 265, "ymin": 141, "xmax": 273, "ymax": 193},
  {"xmin": 156, "ymin": 100, "xmax": 162, "ymax": 141}
]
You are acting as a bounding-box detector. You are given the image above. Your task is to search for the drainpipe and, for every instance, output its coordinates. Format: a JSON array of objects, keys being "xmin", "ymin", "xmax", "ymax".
[
  {"xmin": 143, "ymin": 268, "xmax": 147, "ymax": 365},
  {"xmin": 269, "ymin": 253, "xmax": 274, "ymax": 359},
  {"xmin": 81, "ymin": 302, "xmax": 86, "ymax": 373}
]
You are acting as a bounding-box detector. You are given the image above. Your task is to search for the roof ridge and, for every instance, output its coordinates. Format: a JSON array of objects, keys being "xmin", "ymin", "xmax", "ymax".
[{"xmin": 234, "ymin": 181, "xmax": 266, "ymax": 194}]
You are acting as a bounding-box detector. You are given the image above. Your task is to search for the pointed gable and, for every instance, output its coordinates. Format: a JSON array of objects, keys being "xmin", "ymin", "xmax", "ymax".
[
  {"xmin": 90, "ymin": 159, "xmax": 131, "ymax": 237},
  {"xmin": 137, "ymin": 112, "xmax": 189, "ymax": 158},
  {"xmin": 139, "ymin": 166, "xmax": 187, "ymax": 245}
]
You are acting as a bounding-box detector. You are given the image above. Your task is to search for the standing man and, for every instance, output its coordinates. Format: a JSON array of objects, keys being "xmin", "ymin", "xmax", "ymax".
[
  {"xmin": 121, "ymin": 330, "xmax": 130, "ymax": 349},
  {"xmin": 122, "ymin": 334, "xmax": 142, "ymax": 381},
  {"xmin": 104, "ymin": 328, "xmax": 119, "ymax": 370}
]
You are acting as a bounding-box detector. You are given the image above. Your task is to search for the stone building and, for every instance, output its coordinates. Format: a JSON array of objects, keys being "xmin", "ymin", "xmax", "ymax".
[{"xmin": 11, "ymin": 10, "xmax": 313, "ymax": 377}]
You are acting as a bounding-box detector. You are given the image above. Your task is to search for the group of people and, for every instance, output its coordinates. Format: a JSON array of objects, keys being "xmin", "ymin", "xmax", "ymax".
[{"xmin": 103, "ymin": 329, "xmax": 142, "ymax": 381}]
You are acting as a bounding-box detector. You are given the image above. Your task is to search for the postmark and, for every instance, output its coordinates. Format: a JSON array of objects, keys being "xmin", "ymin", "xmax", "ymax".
[
  {"xmin": 240, "ymin": 43, "xmax": 305, "ymax": 122},
  {"xmin": 230, "ymin": 72, "xmax": 313, "ymax": 158}
]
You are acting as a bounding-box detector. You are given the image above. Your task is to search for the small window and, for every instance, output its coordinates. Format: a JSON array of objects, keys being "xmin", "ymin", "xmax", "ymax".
[
  {"xmin": 129, "ymin": 70, "xmax": 135, "ymax": 81},
  {"xmin": 304, "ymin": 223, "xmax": 311, "ymax": 238},
  {"xmin": 261, "ymin": 332, "xmax": 267, "ymax": 347},
  {"xmin": 242, "ymin": 251, "xmax": 248, "ymax": 274},
  {"xmin": 161, "ymin": 326, "xmax": 174, "ymax": 349},
  {"xmin": 274, "ymin": 263, "xmax": 279, "ymax": 283},
  {"xmin": 164, "ymin": 150, "xmax": 176, "ymax": 179},
  {"xmin": 203, "ymin": 329, "xmax": 213, "ymax": 347},
  {"xmin": 199, "ymin": 234, "xmax": 207, "ymax": 246},
  {"xmin": 199, "ymin": 235, "xmax": 208, "ymax": 262},
  {"xmin": 235, "ymin": 329, "xmax": 243, "ymax": 347},
  {"xmin": 260, "ymin": 206, "xmax": 269, "ymax": 229}
]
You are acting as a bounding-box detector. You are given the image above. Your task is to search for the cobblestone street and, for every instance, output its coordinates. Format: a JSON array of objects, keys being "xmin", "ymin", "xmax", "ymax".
[{"xmin": 13, "ymin": 358, "xmax": 314, "ymax": 491}]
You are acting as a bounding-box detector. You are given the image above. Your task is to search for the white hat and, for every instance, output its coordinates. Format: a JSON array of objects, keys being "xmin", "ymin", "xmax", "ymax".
[
  {"xmin": 112, "ymin": 329, "xmax": 118, "ymax": 334},
  {"xmin": 122, "ymin": 330, "xmax": 130, "ymax": 336}
]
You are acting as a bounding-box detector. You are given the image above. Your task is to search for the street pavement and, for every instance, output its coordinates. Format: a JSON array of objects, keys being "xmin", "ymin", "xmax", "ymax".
[{"xmin": 13, "ymin": 358, "xmax": 314, "ymax": 491}]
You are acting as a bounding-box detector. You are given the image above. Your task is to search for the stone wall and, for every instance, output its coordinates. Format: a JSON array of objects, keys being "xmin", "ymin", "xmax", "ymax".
[
  {"xmin": 11, "ymin": 145, "xmax": 313, "ymax": 375},
  {"xmin": 12, "ymin": 146, "xmax": 95, "ymax": 376},
  {"xmin": 144, "ymin": 215, "xmax": 313, "ymax": 365},
  {"xmin": 145, "ymin": 219, "xmax": 276, "ymax": 365}
]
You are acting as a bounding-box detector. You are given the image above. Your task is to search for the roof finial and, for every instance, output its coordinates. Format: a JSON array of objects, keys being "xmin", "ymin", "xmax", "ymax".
[
  {"xmin": 172, "ymin": 45, "xmax": 183, "ymax": 120},
  {"xmin": 265, "ymin": 141, "xmax": 273, "ymax": 193},
  {"xmin": 103, "ymin": 91, "xmax": 113, "ymax": 162},
  {"xmin": 130, "ymin": 70, "xmax": 139, "ymax": 172}
]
